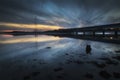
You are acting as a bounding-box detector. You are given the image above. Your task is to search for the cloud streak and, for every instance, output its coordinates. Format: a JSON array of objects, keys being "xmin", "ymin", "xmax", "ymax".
[{"xmin": 0, "ymin": 0, "xmax": 120, "ymax": 30}]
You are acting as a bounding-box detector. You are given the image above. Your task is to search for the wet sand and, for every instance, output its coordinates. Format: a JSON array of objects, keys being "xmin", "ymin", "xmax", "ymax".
[{"xmin": 0, "ymin": 35, "xmax": 120, "ymax": 80}]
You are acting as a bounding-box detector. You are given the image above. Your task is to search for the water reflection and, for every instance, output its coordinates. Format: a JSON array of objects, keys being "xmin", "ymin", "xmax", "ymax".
[
  {"xmin": 0, "ymin": 34, "xmax": 120, "ymax": 80},
  {"xmin": 0, "ymin": 35, "xmax": 61, "ymax": 44},
  {"xmin": 0, "ymin": 34, "xmax": 14, "ymax": 38},
  {"xmin": 0, "ymin": 34, "xmax": 119, "ymax": 60},
  {"xmin": 47, "ymin": 34, "xmax": 120, "ymax": 44}
]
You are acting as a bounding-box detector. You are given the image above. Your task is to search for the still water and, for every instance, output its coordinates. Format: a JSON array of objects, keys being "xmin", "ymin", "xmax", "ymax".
[{"xmin": 0, "ymin": 35, "xmax": 120, "ymax": 80}]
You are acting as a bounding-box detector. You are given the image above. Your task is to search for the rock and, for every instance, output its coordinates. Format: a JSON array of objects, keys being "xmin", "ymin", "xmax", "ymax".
[
  {"xmin": 113, "ymin": 72, "xmax": 120, "ymax": 79},
  {"xmin": 46, "ymin": 47, "xmax": 51, "ymax": 49},
  {"xmin": 113, "ymin": 56, "xmax": 120, "ymax": 61},
  {"xmin": 89, "ymin": 61, "xmax": 106, "ymax": 68},
  {"xmin": 100, "ymin": 58, "xmax": 119, "ymax": 65},
  {"xmin": 105, "ymin": 59, "xmax": 119, "ymax": 65},
  {"xmin": 99, "ymin": 70, "xmax": 111, "ymax": 79},
  {"xmin": 93, "ymin": 62, "xmax": 106, "ymax": 68},
  {"xmin": 115, "ymin": 50, "xmax": 120, "ymax": 53},
  {"xmin": 99, "ymin": 58, "xmax": 110, "ymax": 60},
  {"xmin": 65, "ymin": 53, "xmax": 69, "ymax": 55}
]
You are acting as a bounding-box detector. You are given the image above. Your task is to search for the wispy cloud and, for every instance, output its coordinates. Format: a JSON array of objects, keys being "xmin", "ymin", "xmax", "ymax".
[{"xmin": 0, "ymin": 0, "xmax": 120, "ymax": 30}]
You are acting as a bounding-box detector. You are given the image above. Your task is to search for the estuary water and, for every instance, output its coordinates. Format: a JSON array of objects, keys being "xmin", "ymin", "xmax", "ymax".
[{"xmin": 0, "ymin": 35, "xmax": 120, "ymax": 80}]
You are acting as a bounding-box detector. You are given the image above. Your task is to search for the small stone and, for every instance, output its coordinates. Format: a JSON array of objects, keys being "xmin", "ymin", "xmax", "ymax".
[
  {"xmin": 46, "ymin": 47, "xmax": 51, "ymax": 49},
  {"xmin": 65, "ymin": 53, "xmax": 69, "ymax": 55},
  {"xmin": 115, "ymin": 50, "xmax": 120, "ymax": 53}
]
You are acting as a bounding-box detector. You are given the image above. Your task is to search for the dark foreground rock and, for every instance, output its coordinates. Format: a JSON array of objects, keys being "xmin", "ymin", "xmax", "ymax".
[
  {"xmin": 46, "ymin": 47, "xmax": 51, "ymax": 49},
  {"xmin": 113, "ymin": 56, "xmax": 120, "ymax": 61}
]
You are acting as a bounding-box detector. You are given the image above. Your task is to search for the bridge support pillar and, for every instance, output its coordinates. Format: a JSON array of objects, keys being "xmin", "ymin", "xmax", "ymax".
[
  {"xmin": 115, "ymin": 31, "xmax": 118, "ymax": 38},
  {"xmin": 93, "ymin": 31, "xmax": 95, "ymax": 36},
  {"xmin": 115, "ymin": 31, "xmax": 118, "ymax": 36},
  {"xmin": 103, "ymin": 31, "xmax": 105, "ymax": 37},
  {"xmin": 83, "ymin": 32, "xmax": 85, "ymax": 36}
]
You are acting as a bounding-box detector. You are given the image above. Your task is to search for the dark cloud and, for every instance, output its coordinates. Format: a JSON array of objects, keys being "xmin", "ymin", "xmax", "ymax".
[{"xmin": 0, "ymin": 0, "xmax": 120, "ymax": 30}]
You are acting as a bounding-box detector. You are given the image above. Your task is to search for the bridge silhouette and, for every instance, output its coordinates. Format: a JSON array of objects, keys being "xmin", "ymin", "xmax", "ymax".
[
  {"xmin": 44, "ymin": 23, "xmax": 120, "ymax": 44},
  {"xmin": 45, "ymin": 23, "xmax": 120, "ymax": 36},
  {"xmin": 0, "ymin": 23, "xmax": 120, "ymax": 44}
]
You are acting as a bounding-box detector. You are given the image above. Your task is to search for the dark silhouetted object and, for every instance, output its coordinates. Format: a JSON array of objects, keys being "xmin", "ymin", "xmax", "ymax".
[{"xmin": 86, "ymin": 45, "xmax": 92, "ymax": 54}]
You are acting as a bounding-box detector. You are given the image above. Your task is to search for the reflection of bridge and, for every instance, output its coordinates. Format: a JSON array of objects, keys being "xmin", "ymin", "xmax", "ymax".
[
  {"xmin": 47, "ymin": 34, "xmax": 120, "ymax": 44},
  {"xmin": 45, "ymin": 23, "xmax": 120, "ymax": 44}
]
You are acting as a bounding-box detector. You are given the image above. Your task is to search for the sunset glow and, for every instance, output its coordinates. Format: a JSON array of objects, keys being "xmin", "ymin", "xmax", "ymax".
[{"xmin": 0, "ymin": 22, "xmax": 62, "ymax": 31}]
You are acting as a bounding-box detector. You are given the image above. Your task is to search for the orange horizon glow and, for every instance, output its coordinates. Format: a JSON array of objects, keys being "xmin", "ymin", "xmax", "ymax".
[
  {"xmin": 0, "ymin": 30, "xmax": 33, "ymax": 32},
  {"xmin": 0, "ymin": 22, "xmax": 63, "ymax": 31}
]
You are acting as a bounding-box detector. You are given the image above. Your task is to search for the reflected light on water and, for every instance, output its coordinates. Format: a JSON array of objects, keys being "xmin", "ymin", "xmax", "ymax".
[
  {"xmin": 0, "ymin": 35, "xmax": 61, "ymax": 44},
  {"xmin": 0, "ymin": 35, "xmax": 14, "ymax": 38},
  {"xmin": 110, "ymin": 37, "xmax": 113, "ymax": 39},
  {"xmin": 0, "ymin": 30, "xmax": 14, "ymax": 32}
]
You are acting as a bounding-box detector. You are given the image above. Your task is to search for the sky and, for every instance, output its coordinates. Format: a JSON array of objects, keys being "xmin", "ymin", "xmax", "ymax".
[{"xmin": 0, "ymin": 0, "xmax": 120, "ymax": 31}]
